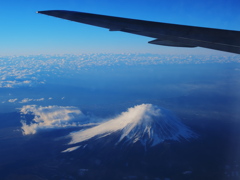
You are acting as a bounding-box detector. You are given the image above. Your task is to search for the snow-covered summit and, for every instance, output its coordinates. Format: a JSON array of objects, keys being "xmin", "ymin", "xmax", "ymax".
[{"xmin": 67, "ymin": 104, "xmax": 197, "ymax": 150}]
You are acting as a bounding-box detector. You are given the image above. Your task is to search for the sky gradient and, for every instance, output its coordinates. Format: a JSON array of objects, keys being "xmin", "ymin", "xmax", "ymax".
[{"xmin": 1, "ymin": 0, "xmax": 240, "ymax": 56}]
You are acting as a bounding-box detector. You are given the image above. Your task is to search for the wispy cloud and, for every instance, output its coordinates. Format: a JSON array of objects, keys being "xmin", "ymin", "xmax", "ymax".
[
  {"xmin": 19, "ymin": 98, "xmax": 44, "ymax": 103},
  {"xmin": 8, "ymin": 98, "xmax": 18, "ymax": 103},
  {"xmin": 62, "ymin": 146, "xmax": 81, "ymax": 153},
  {"xmin": 20, "ymin": 105, "xmax": 88, "ymax": 135},
  {"xmin": 6, "ymin": 97, "xmax": 55, "ymax": 104}
]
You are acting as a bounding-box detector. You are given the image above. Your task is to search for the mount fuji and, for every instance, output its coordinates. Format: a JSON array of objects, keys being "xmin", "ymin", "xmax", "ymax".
[{"xmin": 64, "ymin": 104, "xmax": 198, "ymax": 152}]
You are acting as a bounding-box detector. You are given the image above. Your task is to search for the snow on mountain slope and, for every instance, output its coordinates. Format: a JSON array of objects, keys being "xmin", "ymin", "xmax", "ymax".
[{"xmin": 67, "ymin": 104, "xmax": 198, "ymax": 149}]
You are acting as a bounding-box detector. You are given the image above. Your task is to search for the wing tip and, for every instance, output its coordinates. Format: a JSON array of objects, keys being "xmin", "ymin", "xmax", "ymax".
[
  {"xmin": 36, "ymin": 10, "xmax": 67, "ymax": 16},
  {"xmin": 36, "ymin": 11, "xmax": 45, "ymax": 14}
]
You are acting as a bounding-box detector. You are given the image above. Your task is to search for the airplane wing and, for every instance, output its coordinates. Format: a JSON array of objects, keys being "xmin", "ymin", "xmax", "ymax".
[{"xmin": 37, "ymin": 10, "xmax": 240, "ymax": 54}]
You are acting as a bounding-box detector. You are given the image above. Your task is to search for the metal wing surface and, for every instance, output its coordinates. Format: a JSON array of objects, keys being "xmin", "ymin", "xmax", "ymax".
[{"xmin": 37, "ymin": 10, "xmax": 240, "ymax": 54}]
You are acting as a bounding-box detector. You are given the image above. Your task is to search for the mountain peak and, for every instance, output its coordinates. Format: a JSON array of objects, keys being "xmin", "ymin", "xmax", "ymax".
[
  {"xmin": 66, "ymin": 104, "xmax": 197, "ymax": 151},
  {"xmin": 116, "ymin": 104, "xmax": 197, "ymax": 147}
]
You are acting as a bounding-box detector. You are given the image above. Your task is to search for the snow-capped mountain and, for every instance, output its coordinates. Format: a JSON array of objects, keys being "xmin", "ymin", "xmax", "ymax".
[{"xmin": 65, "ymin": 104, "xmax": 198, "ymax": 152}]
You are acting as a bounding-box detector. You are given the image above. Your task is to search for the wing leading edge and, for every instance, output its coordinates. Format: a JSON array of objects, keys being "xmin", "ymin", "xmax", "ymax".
[{"xmin": 37, "ymin": 10, "xmax": 240, "ymax": 54}]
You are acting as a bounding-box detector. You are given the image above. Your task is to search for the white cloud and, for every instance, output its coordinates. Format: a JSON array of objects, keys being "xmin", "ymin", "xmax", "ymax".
[
  {"xmin": 62, "ymin": 146, "xmax": 81, "ymax": 153},
  {"xmin": 8, "ymin": 98, "xmax": 18, "ymax": 103},
  {"xmin": 20, "ymin": 98, "xmax": 33, "ymax": 103},
  {"xmin": 23, "ymin": 80, "xmax": 31, "ymax": 84},
  {"xmin": 0, "ymin": 80, "xmax": 36, "ymax": 88},
  {"xmin": 68, "ymin": 104, "xmax": 151, "ymax": 145},
  {"xmin": 19, "ymin": 98, "xmax": 45, "ymax": 103},
  {"xmin": 3, "ymin": 97, "xmax": 50, "ymax": 104},
  {"xmin": 20, "ymin": 105, "xmax": 87, "ymax": 135},
  {"xmin": 21, "ymin": 121, "xmax": 38, "ymax": 135},
  {"xmin": 35, "ymin": 98, "xmax": 44, "ymax": 101}
]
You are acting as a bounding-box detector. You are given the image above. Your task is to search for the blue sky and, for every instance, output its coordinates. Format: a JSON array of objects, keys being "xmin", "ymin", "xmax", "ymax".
[{"xmin": 1, "ymin": 0, "xmax": 240, "ymax": 56}]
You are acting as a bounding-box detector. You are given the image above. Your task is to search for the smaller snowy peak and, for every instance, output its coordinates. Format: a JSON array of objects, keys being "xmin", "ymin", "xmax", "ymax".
[{"xmin": 67, "ymin": 104, "xmax": 197, "ymax": 150}]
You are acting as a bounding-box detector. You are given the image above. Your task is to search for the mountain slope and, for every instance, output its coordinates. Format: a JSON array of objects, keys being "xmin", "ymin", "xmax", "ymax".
[{"xmin": 66, "ymin": 104, "xmax": 197, "ymax": 151}]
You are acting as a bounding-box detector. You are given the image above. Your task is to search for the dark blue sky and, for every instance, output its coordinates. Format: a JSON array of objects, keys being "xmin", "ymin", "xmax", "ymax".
[{"xmin": 1, "ymin": 0, "xmax": 240, "ymax": 56}]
